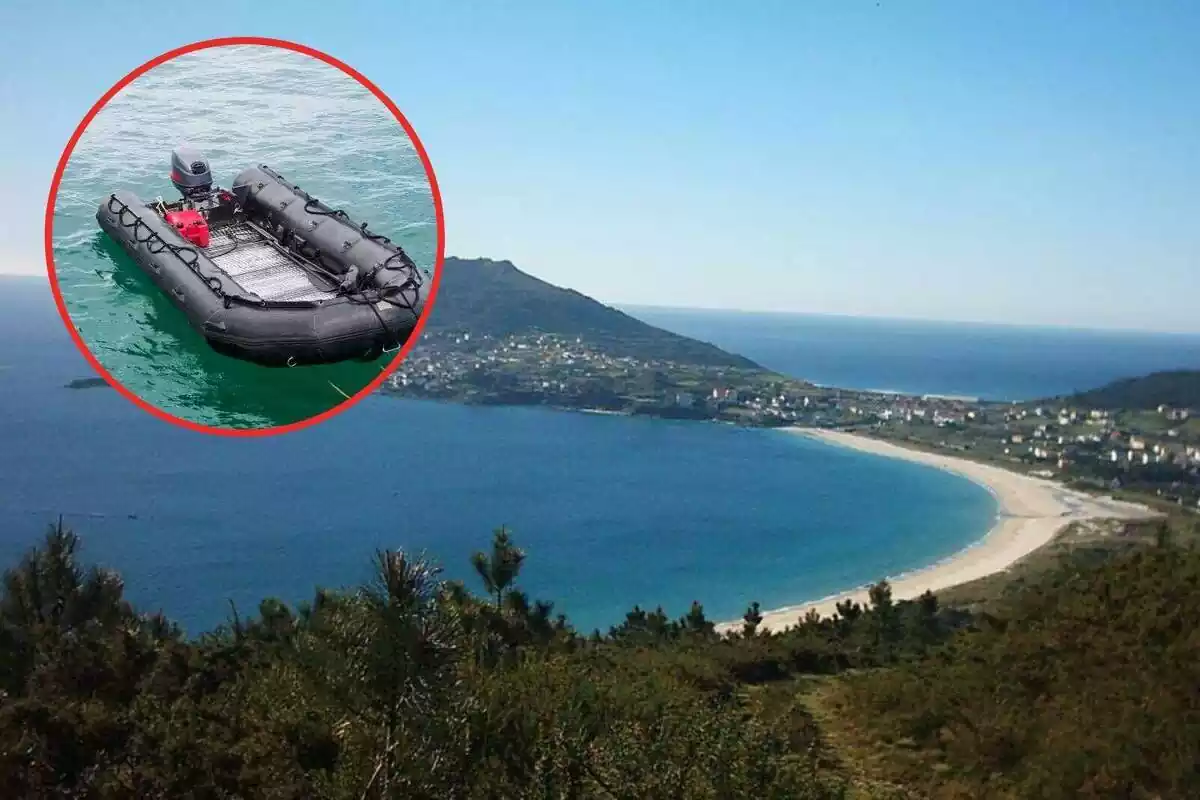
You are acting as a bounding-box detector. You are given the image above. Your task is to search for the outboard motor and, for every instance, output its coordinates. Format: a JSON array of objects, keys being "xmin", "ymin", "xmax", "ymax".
[{"xmin": 170, "ymin": 146, "xmax": 214, "ymax": 200}]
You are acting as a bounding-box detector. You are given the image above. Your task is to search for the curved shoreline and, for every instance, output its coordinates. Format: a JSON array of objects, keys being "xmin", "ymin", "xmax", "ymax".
[{"xmin": 723, "ymin": 428, "xmax": 1160, "ymax": 634}]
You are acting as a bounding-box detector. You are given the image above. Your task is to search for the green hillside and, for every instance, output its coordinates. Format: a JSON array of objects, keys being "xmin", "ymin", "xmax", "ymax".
[
  {"xmin": 423, "ymin": 257, "xmax": 763, "ymax": 369},
  {"xmin": 1058, "ymin": 370, "xmax": 1200, "ymax": 410}
]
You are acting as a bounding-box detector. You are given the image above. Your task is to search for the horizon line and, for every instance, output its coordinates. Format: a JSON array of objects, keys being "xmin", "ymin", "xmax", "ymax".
[
  {"xmin": 616, "ymin": 301, "xmax": 1200, "ymax": 339},
  {"xmin": 6, "ymin": 265, "xmax": 1199, "ymax": 339}
]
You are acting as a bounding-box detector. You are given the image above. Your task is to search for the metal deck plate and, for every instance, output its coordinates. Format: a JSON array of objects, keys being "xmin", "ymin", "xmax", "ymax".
[{"xmin": 205, "ymin": 223, "xmax": 336, "ymax": 303}]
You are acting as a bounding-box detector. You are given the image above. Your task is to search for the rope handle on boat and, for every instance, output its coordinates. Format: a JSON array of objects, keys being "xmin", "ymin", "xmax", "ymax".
[
  {"xmin": 263, "ymin": 166, "xmax": 394, "ymax": 246},
  {"xmin": 303, "ymin": 196, "xmax": 351, "ymax": 222},
  {"xmin": 301, "ymin": 193, "xmax": 425, "ymax": 311},
  {"xmin": 108, "ymin": 194, "xmax": 235, "ymax": 308},
  {"xmin": 375, "ymin": 252, "xmax": 424, "ymax": 310},
  {"xmin": 114, "ymin": 202, "xmax": 200, "ymax": 270},
  {"xmin": 340, "ymin": 252, "xmax": 424, "ymax": 351},
  {"xmin": 288, "ymin": 178, "xmax": 420, "ymax": 275},
  {"xmin": 360, "ymin": 221, "xmax": 391, "ymax": 245},
  {"xmin": 301, "ymin": 193, "xmax": 397, "ymax": 246},
  {"xmin": 348, "ymin": 261, "xmax": 423, "ymax": 314}
]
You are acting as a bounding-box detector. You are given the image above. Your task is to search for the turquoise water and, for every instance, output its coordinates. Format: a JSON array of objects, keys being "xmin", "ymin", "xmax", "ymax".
[
  {"xmin": 1, "ymin": 276, "xmax": 995, "ymax": 635},
  {"xmin": 49, "ymin": 44, "xmax": 437, "ymax": 430}
]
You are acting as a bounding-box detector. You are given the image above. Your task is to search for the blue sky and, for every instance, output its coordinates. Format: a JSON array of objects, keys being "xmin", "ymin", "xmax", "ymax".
[{"xmin": 2, "ymin": 1, "xmax": 1198, "ymax": 332}]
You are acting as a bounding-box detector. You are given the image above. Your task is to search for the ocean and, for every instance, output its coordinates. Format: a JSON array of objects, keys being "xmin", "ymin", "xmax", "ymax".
[
  {"xmin": 2, "ymin": 275, "xmax": 1001, "ymax": 635},
  {"xmin": 6, "ymin": 275, "xmax": 1197, "ymax": 635},
  {"xmin": 49, "ymin": 44, "xmax": 437, "ymax": 430},
  {"xmin": 626, "ymin": 306, "xmax": 1200, "ymax": 402}
]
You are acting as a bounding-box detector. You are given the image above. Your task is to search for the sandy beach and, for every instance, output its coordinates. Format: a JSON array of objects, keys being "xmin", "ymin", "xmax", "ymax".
[{"xmin": 725, "ymin": 428, "xmax": 1160, "ymax": 634}]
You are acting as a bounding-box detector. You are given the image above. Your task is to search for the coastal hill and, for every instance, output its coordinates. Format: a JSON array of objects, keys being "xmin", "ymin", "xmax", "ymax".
[
  {"xmin": 1059, "ymin": 370, "xmax": 1200, "ymax": 410},
  {"xmin": 423, "ymin": 257, "xmax": 762, "ymax": 370}
]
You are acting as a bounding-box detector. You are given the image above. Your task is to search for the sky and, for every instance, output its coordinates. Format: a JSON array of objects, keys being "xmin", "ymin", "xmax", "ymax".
[{"xmin": 1, "ymin": 1, "xmax": 1198, "ymax": 332}]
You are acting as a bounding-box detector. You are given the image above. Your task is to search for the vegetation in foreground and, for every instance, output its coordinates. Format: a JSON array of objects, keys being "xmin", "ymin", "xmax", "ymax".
[{"xmin": 1, "ymin": 514, "xmax": 1198, "ymax": 798}]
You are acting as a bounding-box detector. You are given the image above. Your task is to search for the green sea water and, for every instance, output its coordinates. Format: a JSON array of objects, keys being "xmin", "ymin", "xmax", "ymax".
[{"xmin": 50, "ymin": 45, "xmax": 437, "ymax": 430}]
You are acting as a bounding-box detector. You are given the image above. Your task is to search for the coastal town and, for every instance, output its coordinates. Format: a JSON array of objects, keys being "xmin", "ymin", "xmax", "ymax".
[
  {"xmin": 387, "ymin": 329, "xmax": 1200, "ymax": 510},
  {"xmin": 387, "ymin": 329, "xmax": 811, "ymax": 421},
  {"xmin": 858, "ymin": 396, "xmax": 1200, "ymax": 510}
]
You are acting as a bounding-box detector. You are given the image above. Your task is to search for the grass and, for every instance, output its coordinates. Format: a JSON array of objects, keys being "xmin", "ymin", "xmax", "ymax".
[
  {"xmin": 794, "ymin": 513, "xmax": 1200, "ymax": 798},
  {"xmin": 805, "ymin": 673, "xmax": 997, "ymax": 800},
  {"xmin": 793, "ymin": 675, "xmax": 926, "ymax": 800},
  {"xmin": 931, "ymin": 516, "xmax": 1172, "ymax": 613}
]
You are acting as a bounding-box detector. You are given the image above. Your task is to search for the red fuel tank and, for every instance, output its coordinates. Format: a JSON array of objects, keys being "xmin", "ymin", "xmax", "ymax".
[{"xmin": 164, "ymin": 209, "xmax": 210, "ymax": 248}]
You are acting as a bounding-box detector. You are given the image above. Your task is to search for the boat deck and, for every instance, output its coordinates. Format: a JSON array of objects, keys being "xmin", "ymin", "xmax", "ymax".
[{"xmin": 204, "ymin": 222, "xmax": 337, "ymax": 303}]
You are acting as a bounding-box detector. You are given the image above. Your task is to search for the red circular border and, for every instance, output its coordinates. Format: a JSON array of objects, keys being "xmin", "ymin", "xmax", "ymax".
[{"xmin": 43, "ymin": 36, "xmax": 445, "ymax": 438}]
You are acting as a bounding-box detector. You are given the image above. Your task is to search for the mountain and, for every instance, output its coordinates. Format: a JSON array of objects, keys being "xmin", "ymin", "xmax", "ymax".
[
  {"xmin": 1060, "ymin": 370, "xmax": 1200, "ymax": 410},
  {"xmin": 422, "ymin": 257, "xmax": 763, "ymax": 370}
]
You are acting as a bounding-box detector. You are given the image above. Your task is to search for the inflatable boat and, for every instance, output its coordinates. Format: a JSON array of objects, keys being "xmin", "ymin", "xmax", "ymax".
[{"xmin": 96, "ymin": 147, "xmax": 429, "ymax": 367}]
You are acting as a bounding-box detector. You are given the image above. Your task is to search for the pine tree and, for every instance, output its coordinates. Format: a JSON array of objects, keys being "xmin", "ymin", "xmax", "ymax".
[
  {"xmin": 470, "ymin": 525, "xmax": 526, "ymax": 608},
  {"xmin": 743, "ymin": 601, "xmax": 764, "ymax": 638}
]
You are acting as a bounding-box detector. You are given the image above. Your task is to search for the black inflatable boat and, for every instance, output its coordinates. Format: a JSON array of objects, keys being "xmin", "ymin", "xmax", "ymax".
[{"xmin": 96, "ymin": 147, "xmax": 430, "ymax": 367}]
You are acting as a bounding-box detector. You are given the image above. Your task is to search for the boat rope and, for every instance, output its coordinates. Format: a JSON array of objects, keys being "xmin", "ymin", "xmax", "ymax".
[
  {"xmin": 297, "ymin": 191, "xmax": 426, "ymax": 346},
  {"xmin": 343, "ymin": 253, "xmax": 425, "ymax": 351},
  {"xmin": 302, "ymin": 196, "xmax": 393, "ymax": 245},
  {"xmin": 374, "ymin": 254, "xmax": 424, "ymax": 313},
  {"xmin": 112, "ymin": 181, "xmax": 422, "ymax": 358},
  {"xmin": 108, "ymin": 195, "xmax": 236, "ymax": 308},
  {"xmin": 291, "ymin": 194, "xmax": 423, "ymax": 309},
  {"xmin": 300, "ymin": 194, "xmax": 423, "ymax": 278}
]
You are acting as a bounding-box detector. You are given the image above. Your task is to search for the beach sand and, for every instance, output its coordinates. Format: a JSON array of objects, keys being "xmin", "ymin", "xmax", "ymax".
[{"xmin": 725, "ymin": 428, "xmax": 1160, "ymax": 634}]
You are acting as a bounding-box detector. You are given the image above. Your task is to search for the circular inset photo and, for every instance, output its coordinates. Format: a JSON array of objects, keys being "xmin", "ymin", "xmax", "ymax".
[{"xmin": 46, "ymin": 38, "xmax": 443, "ymax": 435}]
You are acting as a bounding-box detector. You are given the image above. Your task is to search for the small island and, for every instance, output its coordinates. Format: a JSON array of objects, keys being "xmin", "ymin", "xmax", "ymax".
[{"xmin": 65, "ymin": 377, "xmax": 110, "ymax": 390}]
